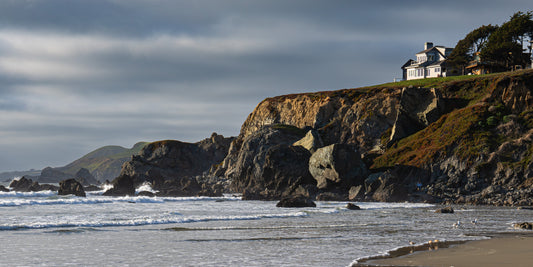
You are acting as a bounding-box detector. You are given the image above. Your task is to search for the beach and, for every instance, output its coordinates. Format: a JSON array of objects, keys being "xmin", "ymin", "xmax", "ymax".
[{"xmin": 364, "ymin": 234, "xmax": 533, "ymax": 267}]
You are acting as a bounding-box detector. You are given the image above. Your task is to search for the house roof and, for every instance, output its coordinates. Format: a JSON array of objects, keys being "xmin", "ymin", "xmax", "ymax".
[
  {"xmin": 403, "ymin": 60, "xmax": 446, "ymax": 69},
  {"xmin": 416, "ymin": 45, "xmax": 449, "ymax": 55},
  {"xmin": 401, "ymin": 59, "xmax": 415, "ymax": 69}
]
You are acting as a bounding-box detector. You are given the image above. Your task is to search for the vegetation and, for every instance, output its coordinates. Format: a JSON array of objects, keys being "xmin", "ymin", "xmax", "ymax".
[
  {"xmin": 60, "ymin": 142, "xmax": 148, "ymax": 175},
  {"xmin": 372, "ymin": 69, "xmax": 533, "ymax": 169},
  {"xmin": 448, "ymin": 11, "xmax": 533, "ymax": 72}
]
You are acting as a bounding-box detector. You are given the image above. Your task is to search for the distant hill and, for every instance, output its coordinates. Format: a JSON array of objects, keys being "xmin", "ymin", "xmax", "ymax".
[
  {"xmin": 55, "ymin": 142, "xmax": 149, "ymax": 182},
  {"xmin": 0, "ymin": 169, "xmax": 41, "ymax": 183},
  {"xmin": 0, "ymin": 142, "xmax": 148, "ymax": 184}
]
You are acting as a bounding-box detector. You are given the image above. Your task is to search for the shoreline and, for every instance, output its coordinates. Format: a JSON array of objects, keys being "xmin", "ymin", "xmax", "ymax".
[{"xmin": 354, "ymin": 232, "xmax": 533, "ymax": 266}]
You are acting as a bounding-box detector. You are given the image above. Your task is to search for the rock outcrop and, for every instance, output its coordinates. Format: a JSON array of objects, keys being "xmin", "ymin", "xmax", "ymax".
[
  {"xmin": 276, "ymin": 195, "xmax": 316, "ymax": 208},
  {"xmin": 106, "ymin": 133, "xmax": 234, "ymax": 196},
  {"xmin": 308, "ymin": 144, "xmax": 368, "ymax": 190},
  {"xmin": 58, "ymin": 179, "xmax": 86, "ymax": 197},
  {"xmin": 102, "ymin": 175, "xmax": 135, "ymax": 196},
  {"xmin": 435, "ymin": 207, "xmax": 455, "ymax": 213},
  {"xmin": 218, "ymin": 70, "xmax": 533, "ymax": 204},
  {"xmin": 388, "ymin": 87, "xmax": 445, "ymax": 145},
  {"xmin": 215, "ymin": 125, "xmax": 316, "ymax": 200},
  {"xmin": 9, "ymin": 176, "xmax": 59, "ymax": 192},
  {"xmin": 514, "ymin": 222, "xmax": 533, "ymax": 230}
]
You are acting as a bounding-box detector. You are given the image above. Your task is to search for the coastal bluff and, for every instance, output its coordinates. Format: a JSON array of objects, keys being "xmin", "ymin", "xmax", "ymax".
[
  {"xmin": 215, "ymin": 70, "xmax": 533, "ymax": 205},
  {"xmin": 109, "ymin": 70, "xmax": 533, "ymax": 205}
]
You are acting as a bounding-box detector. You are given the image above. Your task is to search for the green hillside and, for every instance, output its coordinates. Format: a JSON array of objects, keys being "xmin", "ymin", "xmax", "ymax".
[{"xmin": 57, "ymin": 142, "xmax": 149, "ymax": 181}]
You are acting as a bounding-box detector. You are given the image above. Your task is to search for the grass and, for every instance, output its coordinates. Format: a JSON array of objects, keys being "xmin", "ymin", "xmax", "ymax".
[{"xmin": 372, "ymin": 103, "xmax": 490, "ymax": 168}]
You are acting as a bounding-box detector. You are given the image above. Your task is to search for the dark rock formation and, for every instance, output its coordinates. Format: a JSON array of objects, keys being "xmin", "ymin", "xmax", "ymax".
[
  {"xmin": 155, "ymin": 178, "xmax": 201, "ymax": 197},
  {"xmin": 514, "ymin": 222, "xmax": 533, "ymax": 230},
  {"xmin": 58, "ymin": 179, "xmax": 86, "ymax": 197},
  {"xmin": 216, "ymin": 125, "xmax": 316, "ymax": 200},
  {"xmin": 435, "ymin": 207, "xmax": 454, "ymax": 213},
  {"xmin": 348, "ymin": 185, "xmax": 364, "ymax": 201},
  {"xmin": 276, "ymin": 195, "xmax": 316, "ymax": 208},
  {"xmin": 0, "ymin": 185, "xmax": 9, "ymax": 192},
  {"xmin": 346, "ymin": 203, "xmax": 361, "ymax": 210},
  {"xmin": 316, "ymin": 191, "xmax": 347, "ymax": 201},
  {"xmin": 107, "ymin": 133, "xmax": 234, "ymax": 196},
  {"xmin": 9, "ymin": 177, "xmax": 33, "ymax": 191},
  {"xmin": 388, "ymin": 87, "xmax": 445, "ymax": 145},
  {"xmin": 103, "ymin": 175, "xmax": 135, "ymax": 196},
  {"xmin": 75, "ymin": 168, "xmax": 98, "ymax": 186},
  {"xmin": 9, "ymin": 176, "xmax": 58, "ymax": 192},
  {"xmin": 308, "ymin": 144, "xmax": 368, "ymax": 190},
  {"xmin": 293, "ymin": 129, "xmax": 324, "ymax": 153}
]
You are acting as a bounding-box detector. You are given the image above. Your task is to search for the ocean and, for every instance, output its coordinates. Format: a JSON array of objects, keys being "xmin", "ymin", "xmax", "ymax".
[{"xmin": 1, "ymin": 182, "xmax": 531, "ymax": 266}]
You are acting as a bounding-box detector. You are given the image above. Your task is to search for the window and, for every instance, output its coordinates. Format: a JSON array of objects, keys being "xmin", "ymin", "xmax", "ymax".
[{"xmin": 428, "ymin": 55, "xmax": 434, "ymax": 61}]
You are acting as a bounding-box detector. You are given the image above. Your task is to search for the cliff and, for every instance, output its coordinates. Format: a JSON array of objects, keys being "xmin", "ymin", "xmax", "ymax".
[
  {"xmin": 215, "ymin": 69, "xmax": 533, "ymax": 205},
  {"xmin": 105, "ymin": 133, "xmax": 234, "ymax": 196}
]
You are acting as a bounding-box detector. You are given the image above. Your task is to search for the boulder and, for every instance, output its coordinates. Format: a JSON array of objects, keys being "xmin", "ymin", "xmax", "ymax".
[
  {"xmin": 9, "ymin": 177, "xmax": 34, "ymax": 192},
  {"xmin": 514, "ymin": 222, "xmax": 533, "ymax": 230},
  {"xmin": 276, "ymin": 195, "xmax": 316, "ymax": 208},
  {"xmin": 435, "ymin": 207, "xmax": 455, "ymax": 213},
  {"xmin": 309, "ymin": 144, "xmax": 368, "ymax": 190},
  {"xmin": 346, "ymin": 203, "xmax": 361, "ymax": 210},
  {"xmin": 293, "ymin": 129, "xmax": 324, "ymax": 153},
  {"xmin": 0, "ymin": 185, "xmax": 9, "ymax": 192},
  {"xmin": 58, "ymin": 179, "xmax": 86, "ymax": 197},
  {"xmin": 348, "ymin": 185, "xmax": 364, "ymax": 201},
  {"xmin": 372, "ymin": 182, "xmax": 409, "ymax": 202},
  {"xmin": 103, "ymin": 175, "xmax": 135, "ymax": 196}
]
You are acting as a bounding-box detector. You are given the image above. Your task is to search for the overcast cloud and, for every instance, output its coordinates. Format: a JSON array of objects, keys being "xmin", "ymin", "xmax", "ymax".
[{"xmin": 0, "ymin": 0, "xmax": 530, "ymax": 172}]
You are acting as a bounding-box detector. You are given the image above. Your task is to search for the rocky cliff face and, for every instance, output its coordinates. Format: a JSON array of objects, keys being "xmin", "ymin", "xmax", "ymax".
[
  {"xmin": 240, "ymin": 88, "xmax": 401, "ymax": 157},
  {"xmin": 216, "ymin": 70, "xmax": 533, "ymax": 205},
  {"xmin": 109, "ymin": 70, "xmax": 533, "ymax": 205},
  {"xmin": 108, "ymin": 133, "xmax": 234, "ymax": 196}
]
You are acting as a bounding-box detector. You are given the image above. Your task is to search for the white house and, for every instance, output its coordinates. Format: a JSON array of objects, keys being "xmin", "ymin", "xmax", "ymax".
[{"xmin": 402, "ymin": 42, "xmax": 453, "ymax": 80}]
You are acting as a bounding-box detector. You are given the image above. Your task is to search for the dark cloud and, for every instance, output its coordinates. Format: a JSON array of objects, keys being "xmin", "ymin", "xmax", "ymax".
[{"xmin": 0, "ymin": 0, "xmax": 531, "ymax": 172}]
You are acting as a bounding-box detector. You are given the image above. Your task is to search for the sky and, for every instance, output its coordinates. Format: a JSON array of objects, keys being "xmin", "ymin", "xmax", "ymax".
[{"xmin": 0, "ymin": 0, "xmax": 531, "ymax": 172}]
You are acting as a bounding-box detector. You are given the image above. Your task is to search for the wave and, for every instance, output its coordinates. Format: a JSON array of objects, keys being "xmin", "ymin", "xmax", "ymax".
[
  {"xmin": 0, "ymin": 211, "xmax": 308, "ymax": 231},
  {"xmin": 0, "ymin": 194, "xmax": 241, "ymax": 207},
  {"xmin": 165, "ymin": 223, "xmax": 357, "ymax": 232},
  {"xmin": 0, "ymin": 190, "xmax": 57, "ymax": 198}
]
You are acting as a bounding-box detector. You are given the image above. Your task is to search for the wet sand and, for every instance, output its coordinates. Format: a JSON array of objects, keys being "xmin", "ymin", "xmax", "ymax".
[{"xmin": 362, "ymin": 235, "xmax": 533, "ymax": 267}]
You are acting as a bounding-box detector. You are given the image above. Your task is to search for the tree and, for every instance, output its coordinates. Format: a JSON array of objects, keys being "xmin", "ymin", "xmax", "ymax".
[
  {"xmin": 448, "ymin": 25, "xmax": 498, "ymax": 74},
  {"xmin": 481, "ymin": 11, "xmax": 533, "ymax": 68}
]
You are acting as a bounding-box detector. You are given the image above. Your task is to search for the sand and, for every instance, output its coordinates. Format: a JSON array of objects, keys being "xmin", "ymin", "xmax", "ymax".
[{"xmin": 362, "ymin": 235, "xmax": 533, "ymax": 267}]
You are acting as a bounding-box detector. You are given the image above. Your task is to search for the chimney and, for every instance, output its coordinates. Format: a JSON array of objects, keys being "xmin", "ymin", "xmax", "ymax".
[{"xmin": 425, "ymin": 42, "xmax": 433, "ymax": 50}]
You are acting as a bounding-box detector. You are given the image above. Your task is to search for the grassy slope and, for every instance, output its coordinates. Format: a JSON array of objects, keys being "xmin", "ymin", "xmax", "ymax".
[
  {"xmin": 371, "ymin": 70, "xmax": 533, "ymax": 169},
  {"xmin": 266, "ymin": 69, "xmax": 533, "ymax": 170},
  {"xmin": 59, "ymin": 142, "xmax": 149, "ymax": 175}
]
